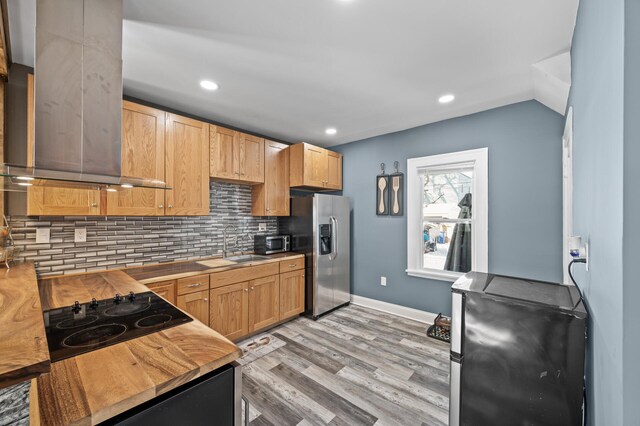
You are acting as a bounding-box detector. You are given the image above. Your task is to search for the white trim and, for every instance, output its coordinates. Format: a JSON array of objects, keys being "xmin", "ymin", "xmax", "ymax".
[
  {"xmin": 562, "ymin": 107, "xmax": 574, "ymax": 285},
  {"xmin": 406, "ymin": 148, "xmax": 489, "ymax": 282},
  {"xmin": 350, "ymin": 294, "xmax": 439, "ymax": 324}
]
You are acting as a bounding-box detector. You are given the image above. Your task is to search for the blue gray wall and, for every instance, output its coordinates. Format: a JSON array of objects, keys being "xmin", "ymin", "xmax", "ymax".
[
  {"xmin": 333, "ymin": 100, "xmax": 564, "ymax": 316},
  {"xmin": 569, "ymin": 0, "xmax": 628, "ymax": 424}
]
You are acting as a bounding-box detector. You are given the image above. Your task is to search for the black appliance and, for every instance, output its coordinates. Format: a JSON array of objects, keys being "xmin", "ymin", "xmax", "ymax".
[
  {"xmin": 450, "ymin": 272, "xmax": 587, "ymax": 426},
  {"xmin": 254, "ymin": 234, "xmax": 291, "ymax": 255},
  {"xmin": 43, "ymin": 291, "xmax": 192, "ymax": 362}
]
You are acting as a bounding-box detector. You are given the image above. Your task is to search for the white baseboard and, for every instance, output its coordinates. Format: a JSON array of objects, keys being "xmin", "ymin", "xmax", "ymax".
[{"xmin": 350, "ymin": 295, "xmax": 439, "ymax": 325}]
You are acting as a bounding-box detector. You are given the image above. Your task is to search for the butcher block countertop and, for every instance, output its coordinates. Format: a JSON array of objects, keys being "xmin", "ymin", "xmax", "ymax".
[
  {"xmin": 32, "ymin": 270, "xmax": 242, "ymax": 426},
  {"xmin": 125, "ymin": 252, "xmax": 305, "ymax": 284},
  {"xmin": 0, "ymin": 262, "xmax": 50, "ymax": 389}
]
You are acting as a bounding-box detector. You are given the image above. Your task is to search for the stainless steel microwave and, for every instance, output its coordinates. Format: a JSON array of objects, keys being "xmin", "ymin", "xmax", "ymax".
[{"xmin": 254, "ymin": 235, "xmax": 290, "ymax": 255}]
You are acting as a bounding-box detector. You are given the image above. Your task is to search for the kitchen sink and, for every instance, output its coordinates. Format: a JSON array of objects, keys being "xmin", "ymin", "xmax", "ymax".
[{"xmin": 225, "ymin": 254, "xmax": 270, "ymax": 263}]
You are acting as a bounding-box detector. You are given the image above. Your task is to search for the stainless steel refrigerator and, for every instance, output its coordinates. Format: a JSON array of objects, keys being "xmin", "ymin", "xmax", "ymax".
[
  {"xmin": 279, "ymin": 194, "xmax": 351, "ymax": 318},
  {"xmin": 450, "ymin": 272, "xmax": 587, "ymax": 426}
]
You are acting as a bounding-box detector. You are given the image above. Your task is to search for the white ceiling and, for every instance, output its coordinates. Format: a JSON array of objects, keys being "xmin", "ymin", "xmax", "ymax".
[{"xmin": 7, "ymin": 0, "xmax": 578, "ymax": 147}]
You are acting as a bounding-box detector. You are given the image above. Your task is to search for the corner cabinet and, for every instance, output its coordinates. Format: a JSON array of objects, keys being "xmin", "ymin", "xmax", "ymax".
[
  {"xmin": 165, "ymin": 114, "xmax": 211, "ymax": 216},
  {"xmin": 289, "ymin": 142, "xmax": 342, "ymax": 190},
  {"xmin": 252, "ymin": 140, "xmax": 290, "ymax": 216},
  {"xmin": 210, "ymin": 125, "xmax": 265, "ymax": 184}
]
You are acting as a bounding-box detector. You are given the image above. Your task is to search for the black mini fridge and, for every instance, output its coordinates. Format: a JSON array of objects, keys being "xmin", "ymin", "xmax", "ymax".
[{"xmin": 449, "ymin": 272, "xmax": 587, "ymax": 426}]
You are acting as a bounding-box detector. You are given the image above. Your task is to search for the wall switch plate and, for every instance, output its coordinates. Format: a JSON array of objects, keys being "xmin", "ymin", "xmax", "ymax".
[
  {"xmin": 36, "ymin": 228, "xmax": 50, "ymax": 244},
  {"xmin": 258, "ymin": 222, "xmax": 267, "ymax": 232},
  {"xmin": 75, "ymin": 228, "xmax": 87, "ymax": 243},
  {"xmin": 381, "ymin": 276, "xmax": 387, "ymax": 286}
]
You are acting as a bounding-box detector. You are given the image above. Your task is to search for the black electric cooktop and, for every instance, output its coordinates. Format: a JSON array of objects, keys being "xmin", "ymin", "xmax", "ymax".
[{"xmin": 43, "ymin": 291, "xmax": 192, "ymax": 362}]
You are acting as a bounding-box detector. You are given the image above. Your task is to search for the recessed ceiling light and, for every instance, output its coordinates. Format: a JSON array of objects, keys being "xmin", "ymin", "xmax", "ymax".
[
  {"xmin": 200, "ymin": 80, "xmax": 219, "ymax": 91},
  {"xmin": 438, "ymin": 94, "xmax": 455, "ymax": 104},
  {"xmin": 325, "ymin": 128, "xmax": 337, "ymax": 135}
]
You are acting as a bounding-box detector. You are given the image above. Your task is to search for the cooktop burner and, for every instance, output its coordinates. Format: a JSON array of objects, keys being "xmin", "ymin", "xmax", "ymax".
[{"xmin": 44, "ymin": 291, "xmax": 192, "ymax": 362}]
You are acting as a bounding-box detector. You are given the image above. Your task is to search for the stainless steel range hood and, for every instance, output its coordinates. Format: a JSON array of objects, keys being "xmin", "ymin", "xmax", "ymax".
[{"xmin": 1, "ymin": 0, "xmax": 168, "ymax": 192}]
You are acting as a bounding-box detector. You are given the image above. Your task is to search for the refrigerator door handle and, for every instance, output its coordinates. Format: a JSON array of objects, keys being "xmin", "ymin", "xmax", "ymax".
[{"xmin": 330, "ymin": 216, "xmax": 338, "ymax": 260}]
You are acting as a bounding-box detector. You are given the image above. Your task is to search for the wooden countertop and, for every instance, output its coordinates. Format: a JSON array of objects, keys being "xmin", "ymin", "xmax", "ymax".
[
  {"xmin": 33, "ymin": 270, "xmax": 242, "ymax": 426},
  {"xmin": 0, "ymin": 262, "xmax": 50, "ymax": 389},
  {"xmin": 126, "ymin": 252, "xmax": 305, "ymax": 284}
]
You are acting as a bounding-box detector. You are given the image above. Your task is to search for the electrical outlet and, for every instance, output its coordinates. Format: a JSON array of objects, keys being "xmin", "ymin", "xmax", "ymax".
[
  {"xmin": 36, "ymin": 228, "xmax": 50, "ymax": 244},
  {"xmin": 258, "ymin": 222, "xmax": 267, "ymax": 232},
  {"xmin": 75, "ymin": 228, "xmax": 87, "ymax": 243},
  {"xmin": 381, "ymin": 276, "xmax": 387, "ymax": 286}
]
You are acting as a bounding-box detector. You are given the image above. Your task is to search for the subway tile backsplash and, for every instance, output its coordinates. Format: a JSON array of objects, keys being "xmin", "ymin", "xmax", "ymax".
[{"xmin": 7, "ymin": 182, "xmax": 278, "ymax": 277}]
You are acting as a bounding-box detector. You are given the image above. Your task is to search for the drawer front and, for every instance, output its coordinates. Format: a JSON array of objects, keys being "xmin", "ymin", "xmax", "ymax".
[
  {"xmin": 279, "ymin": 257, "xmax": 305, "ymax": 273},
  {"xmin": 177, "ymin": 274, "xmax": 210, "ymax": 296},
  {"xmin": 210, "ymin": 262, "xmax": 280, "ymax": 289}
]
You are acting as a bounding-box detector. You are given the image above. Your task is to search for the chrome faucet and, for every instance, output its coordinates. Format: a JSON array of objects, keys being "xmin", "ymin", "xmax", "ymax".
[{"xmin": 223, "ymin": 225, "xmax": 238, "ymax": 258}]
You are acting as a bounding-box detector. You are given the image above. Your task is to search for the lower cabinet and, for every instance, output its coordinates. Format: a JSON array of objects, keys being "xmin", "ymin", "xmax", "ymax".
[
  {"xmin": 248, "ymin": 275, "xmax": 280, "ymax": 332},
  {"xmin": 279, "ymin": 269, "xmax": 305, "ymax": 320},
  {"xmin": 210, "ymin": 282, "xmax": 249, "ymax": 341},
  {"xmin": 177, "ymin": 290, "xmax": 210, "ymax": 326},
  {"xmin": 146, "ymin": 280, "xmax": 176, "ymax": 305}
]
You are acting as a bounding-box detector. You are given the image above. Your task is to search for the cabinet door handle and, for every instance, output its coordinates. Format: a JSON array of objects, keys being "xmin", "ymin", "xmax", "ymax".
[
  {"xmin": 91, "ymin": 202, "xmax": 98, "ymax": 208},
  {"xmin": 168, "ymin": 204, "xmax": 173, "ymax": 208},
  {"xmin": 250, "ymin": 287, "xmax": 255, "ymax": 291},
  {"xmin": 159, "ymin": 204, "xmax": 164, "ymax": 209},
  {"xmin": 289, "ymin": 264, "xmax": 297, "ymax": 268},
  {"xmin": 187, "ymin": 283, "xmax": 202, "ymax": 288},
  {"xmin": 244, "ymin": 288, "xmax": 248, "ymax": 292},
  {"xmin": 204, "ymin": 298, "xmax": 208, "ymax": 302}
]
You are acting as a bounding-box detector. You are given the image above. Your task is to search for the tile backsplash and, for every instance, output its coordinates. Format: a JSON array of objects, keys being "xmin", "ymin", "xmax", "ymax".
[{"xmin": 7, "ymin": 182, "xmax": 278, "ymax": 277}]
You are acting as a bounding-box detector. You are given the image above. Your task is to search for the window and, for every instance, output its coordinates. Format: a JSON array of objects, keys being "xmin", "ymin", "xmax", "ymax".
[{"xmin": 406, "ymin": 148, "xmax": 488, "ymax": 281}]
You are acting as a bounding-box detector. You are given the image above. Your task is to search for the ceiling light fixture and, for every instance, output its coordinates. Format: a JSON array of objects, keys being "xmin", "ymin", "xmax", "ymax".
[
  {"xmin": 325, "ymin": 128, "xmax": 337, "ymax": 135},
  {"xmin": 438, "ymin": 94, "xmax": 455, "ymax": 104},
  {"xmin": 120, "ymin": 184, "xmax": 134, "ymax": 189},
  {"xmin": 16, "ymin": 176, "xmax": 35, "ymax": 181},
  {"xmin": 200, "ymin": 80, "xmax": 219, "ymax": 91}
]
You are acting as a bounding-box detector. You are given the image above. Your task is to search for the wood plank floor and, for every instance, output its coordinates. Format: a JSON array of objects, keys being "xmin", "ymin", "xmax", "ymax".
[{"xmin": 240, "ymin": 304, "xmax": 450, "ymax": 426}]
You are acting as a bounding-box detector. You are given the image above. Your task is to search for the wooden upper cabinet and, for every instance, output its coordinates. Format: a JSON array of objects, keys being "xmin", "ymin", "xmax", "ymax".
[
  {"xmin": 107, "ymin": 101, "xmax": 165, "ymax": 216},
  {"xmin": 210, "ymin": 126, "xmax": 264, "ymax": 184},
  {"xmin": 289, "ymin": 142, "xmax": 342, "ymax": 190},
  {"xmin": 26, "ymin": 74, "xmax": 103, "ymax": 216},
  {"xmin": 248, "ymin": 274, "xmax": 280, "ymax": 332},
  {"xmin": 210, "ymin": 281, "xmax": 249, "ymax": 341},
  {"xmin": 252, "ymin": 140, "xmax": 290, "ymax": 216},
  {"xmin": 165, "ymin": 113, "xmax": 210, "ymax": 216},
  {"xmin": 239, "ymin": 133, "xmax": 265, "ymax": 183},
  {"xmin": 326, "ymin": 150, "xmax": 343, "ymax": 190},
  {"xmin": 210, "ymin": 126, "xmax": 239, "ymax": 180}
]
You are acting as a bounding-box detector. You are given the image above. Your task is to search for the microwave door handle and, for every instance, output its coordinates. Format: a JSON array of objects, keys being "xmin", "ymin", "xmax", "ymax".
[{"xmin": 330, "ymin": 216, "xmax": 338, "ymax": 260}]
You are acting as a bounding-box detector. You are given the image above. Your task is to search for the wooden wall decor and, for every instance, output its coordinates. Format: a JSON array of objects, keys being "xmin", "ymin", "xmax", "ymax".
[
  {"xmin": 376, "ymin": 163, "xmax": 389, "ymax": 215},
  {"xmin": 389, "ymin": 161, "xmax": 404, "ymax": 216}
]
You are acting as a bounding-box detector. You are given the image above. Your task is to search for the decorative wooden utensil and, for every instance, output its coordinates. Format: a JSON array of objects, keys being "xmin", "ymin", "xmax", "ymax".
[
  {"xmin": 389, "ymin": 161, "xmax": 404, "ymax": 216},
  {"xmin": 376, "ymin": 163, "xmax": 390, "ymax": 215}
]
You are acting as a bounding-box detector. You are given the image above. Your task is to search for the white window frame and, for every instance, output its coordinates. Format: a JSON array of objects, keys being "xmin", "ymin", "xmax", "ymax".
[{"xmin": 406, "ymin": 148, "xmax": 489, "ymax": 281}]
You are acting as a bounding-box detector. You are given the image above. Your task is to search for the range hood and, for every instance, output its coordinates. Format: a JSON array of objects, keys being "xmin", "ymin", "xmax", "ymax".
[{"xmin": 1, "ymin": 0, "xmax": 169, "ymax": 192}]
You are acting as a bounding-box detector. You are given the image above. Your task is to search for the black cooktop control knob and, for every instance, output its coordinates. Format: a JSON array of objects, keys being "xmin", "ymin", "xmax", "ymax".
[
  {"xmin": 113, "ymin": 293, "xmax": 123, "ymax": 304},
  {"xmin": 128, "ymin": 291, "xmax": 136, "ymax": 302},
  {"xmin": 89, "ymin": 298, "xmax": 99, "ymax": 309},
  {"xmin": 71, "ymin": 301, "xmax": 82, "ymax": 314}
]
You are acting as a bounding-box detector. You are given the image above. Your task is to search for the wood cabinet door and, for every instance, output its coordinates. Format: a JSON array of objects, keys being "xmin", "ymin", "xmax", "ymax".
[
  {"xmin": 210, "ymin": 126, "xmax": 239, "ymax": 180},
  {"xmin": 25, "ymin": 74, "xmax": 102, "ymax": 216},
  {"xmin": 279, "ymin": 269, "xmax": 305, "ymax": 320},
  {"xmin": 177, "ymin": 289, "xmax": 210, "ymax": 326},
  {"xmin": 107, "ymin": 101, "xmax": 165, "ymax": 216},
  {"xmin": 210, "ymin": 282, "xmax": 249, "ymax": 341},
  {"xmin": 165, "ymin": 113, "xmax": 210, "ymax": 216},
  {"xmin": 248, "ymin": 274, "xmax": 280, "ymax": 332},
  {"xmin": 252, "ymin": 140, "xmax": 289, "ymax": 216},
  {"xmin": 28, "ymin": 187, "xmax": 101, "ymax": 216},
  {"xmin": 146, "ymin": 280, "xmax": 176, "ymax": 305},
  {"xmin": 304, "ymin": 143, "xmax": 328, "ymax": 188},
  {"xmin": 239, "ymin": 133, "xmax": 265, "ymax": 183},
  {"xmin": 326, "ymin": 150, "xmax": 342, "ymax": 190}
]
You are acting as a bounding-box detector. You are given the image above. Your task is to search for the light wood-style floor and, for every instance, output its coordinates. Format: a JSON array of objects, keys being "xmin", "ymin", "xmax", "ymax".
[{"xmin": 241, "ymin": 304, "xmax": 450, "ymax": 426}]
